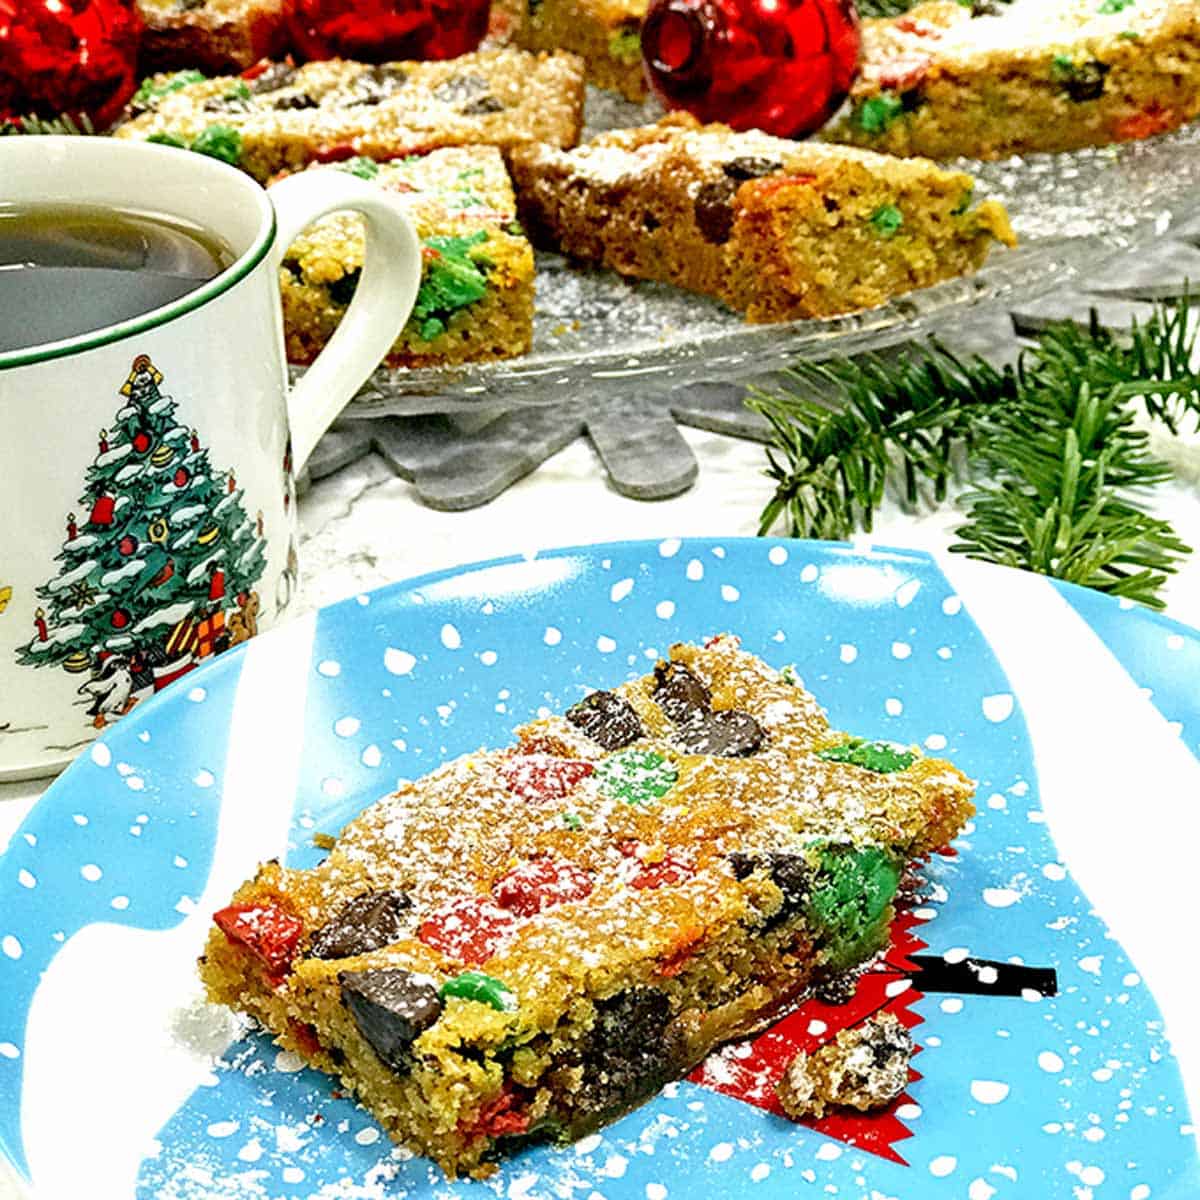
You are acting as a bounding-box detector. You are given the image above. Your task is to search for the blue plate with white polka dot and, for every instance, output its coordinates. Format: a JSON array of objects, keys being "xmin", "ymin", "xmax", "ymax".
[{"xmin": 2, "ymin": 539, "xmax": 1198, "ymax": 1200}]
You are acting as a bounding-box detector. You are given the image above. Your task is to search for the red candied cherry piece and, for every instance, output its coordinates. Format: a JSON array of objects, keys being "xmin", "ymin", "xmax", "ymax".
[
  {"xmin": 418, "ymin": 895, "xmax": 518, "ymax": 965},
  {"xmin": 468, "ymin": 1086, "xmax": 531, "ymax": 1138},
  {"xmin": 500, "ymin": 754, "xmax": 595, "ymax": 804},
  {"xmin": 492, "ymin": 859, "xmax": 594, "ymax": 917},
  {"xmin": 213, "ymin": 903, "xmax": 304, "ymax": 977},
  {"xmin": 629, "ymin": 855, "xmax": 695, "ymax": 891}
]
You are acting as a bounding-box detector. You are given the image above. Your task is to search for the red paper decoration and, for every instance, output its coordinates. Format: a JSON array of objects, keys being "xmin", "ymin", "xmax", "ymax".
[
  {"xmin": 287, "ymin": 0, "xmax": 490, "ymax": 64},
  {"xmin": 0, "ymin": 0, "xmax": 144, "ymax": 130},
  {"xmin": 642, "ymin": 0, "xmax": 861, "ymax": 138}
]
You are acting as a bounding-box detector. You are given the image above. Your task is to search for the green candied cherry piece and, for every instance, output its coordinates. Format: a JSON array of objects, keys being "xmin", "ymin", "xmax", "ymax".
[
  {"xmin": 817, "ymin": 737, "xmax": 915, "ymax": 774},
  {"xmin": 855, "ymin": 92, "xmax": 904, "ymax": 135},
  {"xmin": 146, "ymin": 132, "xmax": 187, "ymax": 150},
  {"xmin": 132, "ymin": 69, "xmax": 206, "ymax": 107},
  {"xmin": 560, "ymin": 812, "xmax": 584, "ymax": 831},
  {"xmin": 779, "ymin": 663, "xmax": 801, "ymax": 687},
  {"xmin": 190, "ymin": 125, "xmax": 242, "ymax": 166},
  {"xmin": 595, "ymin": 749, "xmax": 678, "ymax": 806},
  {"xmin": 440, "ymin": 971, "xmax": 517, "ymax": 1012},
  {"xmin": 806, "ymin": 843, "xmax": 901, "ymax": 972},
  {"xmin": 609, "ymin": 28, "xmax": 642, "ymax": 63},
  {"xmin": 411, "ymin": 230, "xmax": 491, "ymax": 341},
  {"xmin": 869, "ymin": 204, "xmax": 904, "ymax": 238},
  {"xmin": 339, "ymin": 156, "xmax": 380, "ymax": 181}
]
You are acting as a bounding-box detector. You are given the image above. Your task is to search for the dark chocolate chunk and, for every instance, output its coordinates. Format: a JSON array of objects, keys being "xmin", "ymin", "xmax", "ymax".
[
  {"xmin": 652, "ymin": 660, "xmax": 710, "ymax": 722},
  {"xmin": 577, "ymin": 988, "xmax": 679, "ymax": 1114},
  {"xmin": 723, "ymin": 155, "xmax": 781, "ymax": 180},
  {"xmin": 460, "ymin": 94, "xmax": 504, "ymax": 115},
  {"xmin": 339, "ymin": 967, "xmax": 442, "ymax": 1071},
  {"xmin": 281, "ymin": 256, "xmax": 304, "ymax": 282},
  {"xmin": 727, "ymin": 850, "xmax": 812, "ymax": 926},
  {"xmin": 674, "ymin": 708, "xmax": 764, "ymax": 756},
  {"xmin": 346, "ymin": 64, "xmax": 409, "ymax": 106},
  {"xmin": 565, "ymin": 690, "xmax": 644, "ymax": 750},
  {"xmin": 1057, "ymin": 59, "xmax": 1109, "ymax": 102},
  {"xmin": 693, "ymin": 178, "xmax": 737, "ymax": 244},
  {"xmin": 204, "ymin": 97, "xmax": 253, "ymax": 113},
  {"xmin": 177, "ymin": 0, "xmax": 207, "ymax": 10},
  {"xmin": 328, "ymin": 267, "xmax": 361, "ymax": 307},
  {"xmin": 248, "ymin": 62, "xmax": 299, "ymax": 93},
  {"xmin": 814, "ymin": 969, "xmax": 860, "ymax": 1006},
  {"xmin": 433, "ymin": 72, "xmax": 489, "ymax": 105},
  {"xmin": 306, "ymin": 889, "xmax": 412, "ymax": 960},
  {"xmin": 272, "ymin": 92, "xmax": 319, "ymax": 110}
]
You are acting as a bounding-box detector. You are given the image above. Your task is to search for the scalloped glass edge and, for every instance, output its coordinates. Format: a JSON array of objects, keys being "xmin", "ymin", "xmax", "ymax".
[{"xmin": 329, "ymin": 112, "xmax": 1200, "ymax": 417}]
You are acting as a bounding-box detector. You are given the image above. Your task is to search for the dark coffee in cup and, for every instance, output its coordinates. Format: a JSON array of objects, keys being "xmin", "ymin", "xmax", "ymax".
[{"xmin": 0, "ymin": 203, "xmax": 235, "ymax": 353}]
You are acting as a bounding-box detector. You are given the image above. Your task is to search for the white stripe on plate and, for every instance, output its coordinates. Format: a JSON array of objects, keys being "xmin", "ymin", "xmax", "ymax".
[
  {"xmin": 938, "ymin": 555, "xmax": 1200, "ymax": 1144},
  {"xmin": 21, "ymin": 615, "xmax": 317, "ymax": 1200}
]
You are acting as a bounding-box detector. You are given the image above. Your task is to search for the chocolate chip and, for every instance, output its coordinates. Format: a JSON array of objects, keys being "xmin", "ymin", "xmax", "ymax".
[
  {"xmin": 460, "ymin": 95, "xmax": 504, "ymax": 115},
  {"xmin": 1063, "ymin": 60, "xmax": 1109, "ymax": 102},
  {"xmin": 578, "ymin": 988, "xmax": 678, "ymax": 1114},
  {"xmin": 433, "ymin": 72, "xmax": 489, "ymax": 105},
  {"xmin": 328, "ymin": 267, "xmax": 360, "ymax": 306},
  {"xmin": 271, "ymin": 92, "xmax": 319, "ymax": 110},
  {"xmin": 346, "ymin": 64, "xmax": 408, "ymax": 106},
  {"xmin": 339, "ymin": 967, "xmax": 442, "ymax": 1071},
  {"xmin": 723, "ymin": 155, "xmax": 781, "ymax": 180},
  {"xmin": 727, "ymin": 850, "xmax": 811, "ymax": 925},
  {"xmin": 177, "ymin": 0, "xmax": 207, "ymax": 10},
  {"xmin": 814, "ymin": 970, "xmax": 860, "ymax": 1006},
  {"xmin": 675, "ymin": 709, "xmax": 764, "ymax": 756},
  {"xmin": 248, "ymin": 62, "xmax": 299, "ymax": 93},
  {"xmin": 566, "ymin": 690, "xmax": 644, "ymax": 750},
  {"xmin": 693, "ymin": 178, "xmax": 737, "ymax": 244},
  {"xmin": 306, "ymin": 889, "xmax": 412, "ymax": 960},
  {"xmin": 652, "ymin": 661, "xmax": 710, "ymax": 722}
]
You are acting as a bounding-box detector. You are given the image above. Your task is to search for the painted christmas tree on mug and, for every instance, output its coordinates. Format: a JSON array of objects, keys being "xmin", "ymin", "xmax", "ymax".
[{"xmin": 17, "ymin": 355, "xmax": 268, "ymax": 728}]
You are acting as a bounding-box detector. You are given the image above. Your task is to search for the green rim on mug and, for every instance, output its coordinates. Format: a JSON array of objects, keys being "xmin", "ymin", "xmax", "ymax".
[{"xmin": 0, "ymin": 158, "xmax": 277, "ymax": 374}]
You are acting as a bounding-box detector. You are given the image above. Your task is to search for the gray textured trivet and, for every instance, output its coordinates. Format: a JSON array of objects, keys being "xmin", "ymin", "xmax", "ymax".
[{"xmin": 301, "ymin": 238, "xmax": 1199, "ymax": 511}]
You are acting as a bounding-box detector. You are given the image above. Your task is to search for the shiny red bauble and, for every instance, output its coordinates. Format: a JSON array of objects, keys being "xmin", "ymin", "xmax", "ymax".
[
  {"xmin": 132, "ymin": 431, "xmax": 151, "ymax": 453},
  {"xmin": 110, "ymin": 607, "xmax": 130, "ymax": 629},
  {"xmin": 286, "ymin": 0, "xmax": 490, "ymax": 63},
  {"xmin": 0, "ymin": 0, "xmax": 143, "ymax": 130},
  {"xmin": 642, "ymin": 0, "xmax": 860, "ymax": 139}
]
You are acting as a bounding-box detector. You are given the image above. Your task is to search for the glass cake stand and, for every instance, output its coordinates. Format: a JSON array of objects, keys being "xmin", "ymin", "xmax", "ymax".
[{"xmin": 342, "ymin": 93, "xmax": 1200, "ymax": 417}]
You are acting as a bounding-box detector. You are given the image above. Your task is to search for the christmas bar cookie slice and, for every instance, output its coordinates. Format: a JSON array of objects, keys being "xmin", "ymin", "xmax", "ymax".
[
  {"xmin": 135, "ymin": 0, "xmax": 287, "ymax": 75},
  {"xmin": 279, "ymin": 147, "xmax": 534, "ymax": 367},
  {"xmin": 824, "ymin": 0, "xmax": 1200, "ymax": 159},
  {"xmin": 115, "ymin": 48, "xmax": 587, "ymax": 183},
  {"xmin": 494, "ymin": 0, "xmax": 649, "ymax": 101},
  {"xmin": 509, "ymin": 112, "xmax": 1015, "ymax": 322},
  {"xmin": 198, "ymin": 636, "xmax": 975, "ymax": 1179}
]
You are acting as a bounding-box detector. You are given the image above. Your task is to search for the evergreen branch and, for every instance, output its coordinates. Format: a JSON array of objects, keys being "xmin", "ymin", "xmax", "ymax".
[
  {"xmin": 755, "ymin": 297, "xmax": 1197, "ymax": 610},
  {"xmin": 0, "ymin": 112, "xmax": 96, "ymax": 136}
]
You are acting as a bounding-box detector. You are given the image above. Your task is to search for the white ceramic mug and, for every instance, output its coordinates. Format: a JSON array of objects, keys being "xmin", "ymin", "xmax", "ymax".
[{"xmin": 0, "ymin": 136, "xmax": 421, "ymax": 781}]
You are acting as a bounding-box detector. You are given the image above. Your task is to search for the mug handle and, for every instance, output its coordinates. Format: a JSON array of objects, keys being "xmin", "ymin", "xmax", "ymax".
[{"xmin": 265, "ymin": 170, "xmax": 422, "ymax": 470}]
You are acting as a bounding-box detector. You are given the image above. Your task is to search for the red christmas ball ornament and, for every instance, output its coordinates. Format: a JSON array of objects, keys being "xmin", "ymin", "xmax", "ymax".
[
  {"xmin": 642, "ymin": 0, "xmax": 861, "ymax": 138},
  {"xmin": 132, "ymin": 430, "xmax": 151, "ymax": 454},
  {"xmin": 0, "ymin": 0, "xmax": 144, "ymax": 131},
  {"xmin": 111, "ymin": 607, "xmax": 130, "ymax": 630},
  {"xmin": 118, "ymin": 534, "xmax": 137, "ymax": 556},
  {"xmin": 287, "ymin": 0, "xmax": 489, "ymax": 63},
  {"xmin": 174, "ymin": 467, "xmax": 191, "ymax": 488}
]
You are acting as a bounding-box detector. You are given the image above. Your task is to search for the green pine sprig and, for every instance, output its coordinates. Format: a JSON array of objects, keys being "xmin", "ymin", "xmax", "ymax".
[
  {"xmin": 0, "ymin": 112, "xmax": 96, "ymax": 136},
  {"xmin": 754, "ymin": 298, "xmax": 1200, "ymax": 610}
]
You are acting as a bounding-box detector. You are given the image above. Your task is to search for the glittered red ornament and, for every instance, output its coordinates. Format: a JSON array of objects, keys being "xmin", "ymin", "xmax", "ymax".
[
  {"xmin": 173, "ymin": 467, "xmax": 190, "ymax": 488},
  {"xmin": 132, "ymin": 431, "xmax": 151, "ymax": 454},
  {"xmin": 287, "ymin": 0, "xmax": 489, "ymax": 64},
  {"xmin": 0, "ymin": 0, "xmax": 144, "ymax": 131},
  {"xmin": 110, "ymin": 607, "xmax": 130, "ymax": 630},
  {"xmin": 642, "ymin": 0, "xmax": 861, "ymax": 139}
]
